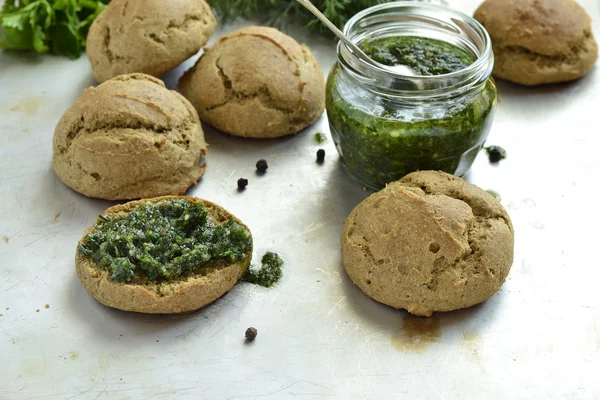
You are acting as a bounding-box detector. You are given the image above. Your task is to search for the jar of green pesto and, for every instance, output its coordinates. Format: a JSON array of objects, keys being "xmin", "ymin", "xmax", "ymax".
[{"xmin": 326, "ymin": 2, "xmax": 497, "ymax": 189}]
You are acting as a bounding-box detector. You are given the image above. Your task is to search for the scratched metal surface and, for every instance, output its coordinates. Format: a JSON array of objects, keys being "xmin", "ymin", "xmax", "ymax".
[{"xmin": 1, "ymin": 1, "xmax": 600, "ymax": 399}]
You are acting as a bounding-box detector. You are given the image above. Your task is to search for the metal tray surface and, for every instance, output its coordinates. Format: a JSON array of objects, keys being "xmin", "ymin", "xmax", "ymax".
[{"xmin": 1, "ymin": 1, "xmax": 599, "ymax": 399}]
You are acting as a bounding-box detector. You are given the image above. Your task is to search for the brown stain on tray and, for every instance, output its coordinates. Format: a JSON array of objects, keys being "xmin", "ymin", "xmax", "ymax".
[
  {"xmin": 392, "ymin": 314, "xmax": 441, "ymax": 352},
  {"xmin": 461, "ymin": 330, "xmax": 482, "ymax": 364},
  {"xmin": 11, "ymin": 96, "xmax": 41, "ymax": 116}
]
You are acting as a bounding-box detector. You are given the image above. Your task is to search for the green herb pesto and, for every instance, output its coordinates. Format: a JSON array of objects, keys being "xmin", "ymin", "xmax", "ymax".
[
  {"xmin": 360, "ymin": 36, "xmax": 474, "ymax": 76},
  {"xmin": 326, "ymin": 36, "xmax": 497, "ymax": 189},
  {"xmin": 78, "ymin": 200, "xmax": 252, "ymax": 283},
  {"xmin": 314, "ymin": 132, "xmax": 327, "ymax": 143},
  {"xmin": 242, "ymin": 252, "xmax": 284, "ymax": 287}
]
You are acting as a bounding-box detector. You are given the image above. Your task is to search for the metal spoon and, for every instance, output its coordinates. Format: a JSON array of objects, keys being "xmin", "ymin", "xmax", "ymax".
[{"xmin": 295, "ymin": 0, "xmax": 417, "ymax": 76}]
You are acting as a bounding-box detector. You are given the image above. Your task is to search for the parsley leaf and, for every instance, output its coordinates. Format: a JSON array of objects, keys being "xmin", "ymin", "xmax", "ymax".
[{"xmin": 0, "ymin": 0, "xmax": 108, "ymax": 59}]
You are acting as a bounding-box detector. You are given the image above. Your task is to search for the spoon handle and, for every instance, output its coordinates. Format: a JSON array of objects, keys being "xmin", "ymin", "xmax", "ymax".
[
  {"xmin": 294, "ymin": 0, "xmax": 372, "ymax": 63},
  {"xmin": 295, "ymin": 0, "xmax": 346, "ymax": 40},
  {"xmin": 295, "ymin": 0, "xmax": 419, "ymax": 87}
]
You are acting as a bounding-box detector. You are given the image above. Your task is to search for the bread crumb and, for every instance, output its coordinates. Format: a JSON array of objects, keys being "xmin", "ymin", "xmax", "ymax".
[
  {"xmin": 362, "ymin": 187, "xmax": 368, "ymax": 192},
  {"xmin": 36, "ymin": 309, "xmax": 40, "ymax": 313},
  {"xmin": 44, "ymin": 304, "xmax": 50, "ymax": 309},
  {"xmin": 0, "ymin": 314, "xmax": 3, "ymax": 317},
  {"xmin": 2, "ymin": 236, "xmax": 8, "ymax": 244}
]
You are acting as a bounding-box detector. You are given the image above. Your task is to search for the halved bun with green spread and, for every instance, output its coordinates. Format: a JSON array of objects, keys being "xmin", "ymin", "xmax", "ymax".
[{"xmin": 76, "ymin": 196, "xmax": 252, "ymax": 314}]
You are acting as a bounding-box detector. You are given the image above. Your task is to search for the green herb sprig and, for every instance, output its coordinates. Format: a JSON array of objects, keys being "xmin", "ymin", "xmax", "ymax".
[
  {"xmin": 0, "ymin": 0, "xmax": 109, "ymax": 58},
  {"xmin": 206, "ymin": 0, "xmax": 447, "ymax": 33}
]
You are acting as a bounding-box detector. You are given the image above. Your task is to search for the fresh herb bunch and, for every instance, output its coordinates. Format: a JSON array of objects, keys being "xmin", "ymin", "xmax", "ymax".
[
  {"xmin": 206, "ymin": 0, "xmax": 447, "ymax": 32},
  {"xmin": 0, "ymin": 0, "xmax": 109, "ymax": 58}
]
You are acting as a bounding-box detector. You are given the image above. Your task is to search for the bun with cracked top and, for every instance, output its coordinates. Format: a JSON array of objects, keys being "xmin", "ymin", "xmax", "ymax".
[
  {"xmin": 474, "ymin": 0, "xmax": 598, "ymax": 86},
  {"xmin": 87, "ymin": 0, "xmax": 216, "ymax": 83},
  {"xmin": 341, "ymin": 171, "xmax": 514, "ymax": 317},
  {"xmin": 179, "ymin": 26, "xmax": 326, "ymax": 138},
  {"xmin": 52, "ymin": 73, "xmax": 207, "ymax": 201}
]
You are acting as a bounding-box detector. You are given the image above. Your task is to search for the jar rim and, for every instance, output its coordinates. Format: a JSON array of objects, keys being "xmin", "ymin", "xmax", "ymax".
[{"xmin": 338, "ymin": 1, "xmax": 494, "ymax": 95}]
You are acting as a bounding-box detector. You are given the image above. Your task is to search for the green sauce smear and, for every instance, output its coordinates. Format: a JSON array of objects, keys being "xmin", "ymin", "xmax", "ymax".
[
  {"xmin": 242, "ymin": 252, "xmax": 284, "ymax": 288},
  {"xmin": 78, "ymin": 200, "xmax": 252, "ymax": 283},
  {"xmin": 326, "ymin": 35, "xmax": 497, "ymax": 189},
  {"xmin": 314, "ymin": 132, "xmax": 327, "ymax": 143}
]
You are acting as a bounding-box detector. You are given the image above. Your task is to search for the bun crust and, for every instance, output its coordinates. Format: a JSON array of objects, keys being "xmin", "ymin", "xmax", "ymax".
[
  {"xmin": 341, "ymin": 171, "xmax": 514, "ymax": 317},
  {"xmin": 53, "ymin": 73, "xmax": 207, "ymax": 201},
  {"xmin": 87, "ymin": 0, "xmax": 216, "ymax": 83},
  {"xmin": 179, "ymin": 26, "xmax": 325, "ymax": 138},
  {"xmin": 474, "ymin": 0, "xmax": 598, "ymax": 86}
]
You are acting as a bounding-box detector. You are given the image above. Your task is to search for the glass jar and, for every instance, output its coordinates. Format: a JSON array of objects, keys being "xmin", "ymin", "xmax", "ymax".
[{"xmin": 326, "ymin": 2, "xmax": 497, "ymax": 190}]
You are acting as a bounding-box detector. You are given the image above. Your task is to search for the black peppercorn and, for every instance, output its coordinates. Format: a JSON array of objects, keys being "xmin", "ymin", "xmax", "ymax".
[
  {"xmin": 237, "ymin": 178, "xmax": 248, "ymax": 191},
  {"xmin": 256, "ymin": 159, "xmax": 268, "ymax": 173},
  {"xmin": 316, "ymin": 149, "xmax": 325, "ymax": 164},
  {"xmin": 245, "ymin": 327, "xmax": 258, "ymax": 341},
  {"xmin": 485, "ymin": 146, "xmax": 507, "ymax": 163}
]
